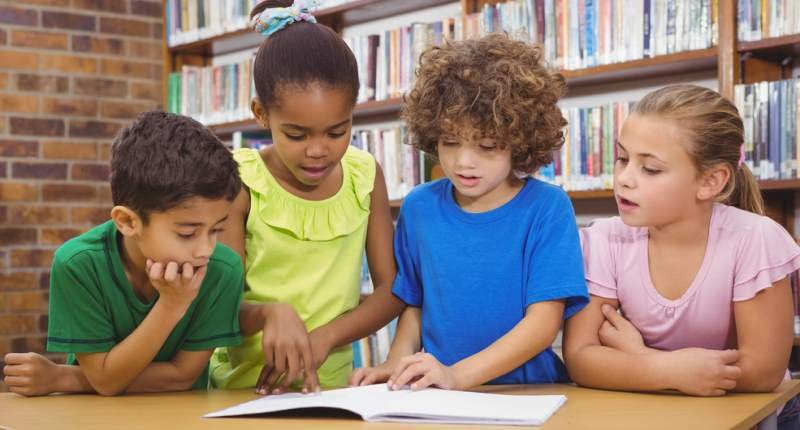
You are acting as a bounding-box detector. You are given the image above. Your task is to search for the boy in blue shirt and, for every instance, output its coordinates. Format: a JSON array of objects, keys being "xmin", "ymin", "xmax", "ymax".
[
  {"xmin": 350, "ymin": 34, "xmax": 589, "ymax": 390},
  {"xmin": 3, "ymin": 111, "xmax": 244, "ymax": 396}
]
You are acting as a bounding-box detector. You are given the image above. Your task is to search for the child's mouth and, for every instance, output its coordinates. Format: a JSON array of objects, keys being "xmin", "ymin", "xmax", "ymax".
[
  {"xmin": 456, "ymin": 174, "xmax": 480, "ymax": 187},
  {"xmin": 301, "ymin": 165, "xmax": 328, "ymax": 179},
  {"xmin": 617, "ymin": 196, "xmax": 639, "ymax": 211}
]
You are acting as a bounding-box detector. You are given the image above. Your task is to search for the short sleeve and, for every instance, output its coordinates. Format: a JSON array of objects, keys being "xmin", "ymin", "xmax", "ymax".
[
  {"xmin": 391, "ymin": 205, "xmax": 422, "ymax": 307},
  {"xmin": 733, "ymin": 216, "xmax": 800, "ymax": 302},
  {"xmin": 525, "ymin": 193, "xmax": 589, "ymax": 319},
  {"xmin": 47, "ymin": 253, "xmax": 116, "ymax": 353},
  {"xmin": 182, "ymin": 257, "xmax": 244, "ymax": 351},
  {"xmin": 579, "ymin": 218, "xmax": 620, "ymax": 299}
]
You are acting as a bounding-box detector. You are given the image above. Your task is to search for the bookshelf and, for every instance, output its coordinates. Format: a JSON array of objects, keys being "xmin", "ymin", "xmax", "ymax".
[{"xmin": 162, "ymin": 0, "xmax": 800, "ymax": 229}]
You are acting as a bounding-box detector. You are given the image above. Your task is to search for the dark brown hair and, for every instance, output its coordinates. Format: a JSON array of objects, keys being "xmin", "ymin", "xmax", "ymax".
[
  {"xmin": 110, "ymin": 111, "xmax": 241, "ymax": 222},
  {"xmin": 633, "ymin": 84, "xmax": 764, "ymax": 214},
  {"xmin": 402, "ymin": 33, "xmax": 567, "ymax": 174},
  {"xmin": 250, "ymin": 0, "xmax": 359, "ymax": 108}
]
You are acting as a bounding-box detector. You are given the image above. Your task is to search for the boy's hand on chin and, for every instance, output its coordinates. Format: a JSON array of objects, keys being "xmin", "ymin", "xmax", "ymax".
[{"xmin": 146, "ymin": 259, "xmax": 207, "ymax": 312}]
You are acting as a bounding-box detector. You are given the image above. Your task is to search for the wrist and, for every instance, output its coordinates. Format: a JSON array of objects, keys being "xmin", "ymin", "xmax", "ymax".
[
  {"xmin": 646, "ymin": 352, "xmax": 676, "ymax": 391},
  {"xmin": 153, "ymin": 298, "xmax": 189, "ymax": 322}
]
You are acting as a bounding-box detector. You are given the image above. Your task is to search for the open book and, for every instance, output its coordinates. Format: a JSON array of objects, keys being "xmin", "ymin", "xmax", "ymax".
[{"xmin": 205, "ymin": 383, "xmax": 566, "ymax": 426}]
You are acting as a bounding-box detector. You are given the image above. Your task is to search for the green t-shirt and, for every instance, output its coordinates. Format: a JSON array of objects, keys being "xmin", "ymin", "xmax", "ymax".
[{"xmin": 46, "ymin": 221, "xmax": 243, "ymax": 390}]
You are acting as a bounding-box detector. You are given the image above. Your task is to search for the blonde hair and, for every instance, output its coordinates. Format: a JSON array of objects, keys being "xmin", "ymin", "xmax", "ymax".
[{"xmin": 633, "ymin": 84, "xmax": 764, "ymax": 215}]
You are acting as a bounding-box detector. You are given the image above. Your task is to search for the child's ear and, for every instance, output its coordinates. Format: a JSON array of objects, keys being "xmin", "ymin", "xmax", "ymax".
[
  {"xmin": 696, "ymin": 164, "xmax": 731, "ymax": 201},
  {"xmin": 111, "ymin": 206, "xmax": 142, "ymax": 237},
  {"xmin": 251, "ymin": 98, "xmax": 270, "ymax": 130}
]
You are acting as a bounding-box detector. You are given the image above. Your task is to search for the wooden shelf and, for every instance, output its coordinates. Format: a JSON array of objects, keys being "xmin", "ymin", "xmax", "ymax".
[
  {"xmin": 795, "ymin": 336, "xmax": 800, "ymax": 347},
  {"xmin": 567, "ymin": 189, "xmax": 615, "ymax": 199},
  {"xmin": 758, "ymin": 179, "xmax": 800, "ymax": 191},
  {"xmin": 738, "ymin": 34, "xmax": 800, "ymax": 60},
  {"xmin": 561, "ymin": 48, "xmax": 718, "ymax": 87},
  {"xmin": 168, "ymin": 0, "xmax": 454, "ymax": 55},
  {"xmin": 208, "ymin": 97, "xmax": 402, "ymax": 138}
]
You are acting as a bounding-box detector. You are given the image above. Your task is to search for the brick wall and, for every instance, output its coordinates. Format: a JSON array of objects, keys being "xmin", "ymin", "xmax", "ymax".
[{"xmin": 0, "ymin": 0, "xmax": 164, "ymax": 391}]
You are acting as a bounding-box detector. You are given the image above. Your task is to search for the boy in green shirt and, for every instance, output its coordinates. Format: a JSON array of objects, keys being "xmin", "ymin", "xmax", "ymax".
[{"xmin": 2, "ymin": 111, "xmax": 244, "ymax": 396}]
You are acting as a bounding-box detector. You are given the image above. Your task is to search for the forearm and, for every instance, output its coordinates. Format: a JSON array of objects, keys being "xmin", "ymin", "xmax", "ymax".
[
  {"xmin": 49, "ymin": 365, "xmax": 94, "ymax": 394},
  {"xmin": 566, "ymin": 344, "xmax": 673, "ymax": 392},
  {"xmin": 239, "ymin": 302, "xmax": 268, "ymax": 336},
  {"xmin": 732, "ymin": 349, "xmax": 788, "ymax": 392},
  {"xmin": 124, "ymin": 362, "xmax": 198, "ymax": 393},
  {"xmin": 315, "ymin": 285, "xmax": 405, "ymax": 349},
  {"xmin": 384, "ymin": 307, "xmax": 422, "ymax": 362},
  {"xmin": 81, "ymin": 301, "xmax": 186, "ymax": 395},
  {"xmin": 450, "ymin": 311, "xmax": 561, "ymax": 390}
]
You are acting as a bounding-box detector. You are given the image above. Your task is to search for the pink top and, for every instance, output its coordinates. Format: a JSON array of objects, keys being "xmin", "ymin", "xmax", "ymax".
[{"xmin": 580, "ymin": 203, "xmax": 800, "ymax": 352}]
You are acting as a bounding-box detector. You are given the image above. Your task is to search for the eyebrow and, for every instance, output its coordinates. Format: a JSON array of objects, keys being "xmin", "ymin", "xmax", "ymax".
[
  {"xmin": 175, "ymin": 215, "xmax": 229, "ymax": 228},
  {"xmin": 280, "ymin": 119, "xmax": 351, "ymax": 131},
  {"xmin": 616, "ymin": 141, "xmax": 663, "ymax": 162}
]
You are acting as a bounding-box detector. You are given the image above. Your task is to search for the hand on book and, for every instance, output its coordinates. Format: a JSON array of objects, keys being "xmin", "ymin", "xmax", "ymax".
[
  {"xmin": 348, "ymin": 360, "xmax": 397, "ymax": 386},
  {"xmin": 387, "ymin": 352, "xmax": 460, "ymax": 391},
  {"xmin": 3, "ymin": 352, "xmax": 63, "ymax": 396},
  {"xmin": 256, "ymin": 303, "xmax": 320, "ymax": 395}
]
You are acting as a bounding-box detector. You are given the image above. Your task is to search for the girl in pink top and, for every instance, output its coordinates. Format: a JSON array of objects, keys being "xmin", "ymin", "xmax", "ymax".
[{"xmin": 564, "ymin": 85, "xmax": 800, "ymax": 416}]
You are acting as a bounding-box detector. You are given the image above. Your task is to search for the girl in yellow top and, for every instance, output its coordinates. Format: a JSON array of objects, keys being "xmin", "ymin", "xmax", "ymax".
[{"xmin": 211, "ymin": 0, "xmax": 404, "ymax": 394}]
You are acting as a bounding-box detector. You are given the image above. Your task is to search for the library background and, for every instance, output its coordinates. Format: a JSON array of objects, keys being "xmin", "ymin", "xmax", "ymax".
[{"xmin": 0, "ymin": 0, "xmax": 799, "ymax": 390}]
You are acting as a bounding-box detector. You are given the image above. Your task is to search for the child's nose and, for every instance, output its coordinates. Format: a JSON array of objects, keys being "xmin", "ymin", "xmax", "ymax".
[{"xmin": 306, "ymin": 138, "xmax": 328, "ymax": 158}]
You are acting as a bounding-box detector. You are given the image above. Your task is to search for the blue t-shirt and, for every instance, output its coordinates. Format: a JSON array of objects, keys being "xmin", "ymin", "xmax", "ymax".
[{"xmin": 392, "ymin": 178, "xmax": 589, "ymax": 384}]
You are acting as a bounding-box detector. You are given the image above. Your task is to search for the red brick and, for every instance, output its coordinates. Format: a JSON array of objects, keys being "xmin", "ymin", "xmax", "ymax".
[
  {"xmin": 0, "ymin": 228, "xmax": 37, "ymax": 245},
  {"xmin": 100, "ymin": 100, "xmax": 151, "ymax": 119},
  {"xmin": 42, "ymin": 98, "xmax": 97, "ymax": 116},
  {"xmin": 74, "ymin": 77, "xmax": 126, "ymax": 98},
  {"xmin": 41, "ymin": 227, "xmax": 84, "ymax": 245},
  {"xmin": 10, "ymin": 118, "xmax": 64, "ymax": 137},
  {"xmin": 71, "ymin": 35, "xmax": 124, "ymax": 55},
  {"xmin": 0, "ymin": 28, "xmax": 6, "ymax": 45},
  {"xmin": 0, "ymin": 206, "xmax": 6, "ymax": 223},
  {"xmin": 6, "ymin": 292, "xmax": 48, "ymax": 312},
  {"xmin": 0, "ymin": 6, "xmax": 37, "ymax": 27},
  {"xmin": 10, "ymin": 206, "xmax": 68, "ymax": 224},
  {"xmin": 0, "ymin": 116, "xmax": 6, "ymax": 135},
  {"xmin": 130, "ymin": 81, "xmax": 160, "ymax": 101},
  {"xmin": 0, "ymin": 50, "xmax": 38, "ymax": 70},
  {"xmin": 10, "ymin": 30, "xmax": 68, "ymax": 50},
  {"xmin": 0, "ymin": 315, "xmax": 37, "ymax": 335},
  {"xmin": 0, "ymin": 162, "xmax": 6, "ymax": 178},
  {"xmin": 12, "ymin": 162, "xmax": 67, "ymax": 180},
  {"xmin": 131, "ymin": 0, "xmax": 162, "ymax": 17},
  {"xmin": 100, "ymin": 59, "xmax": 151, "ymax": 79},
  {"xmin": 97, "ymin": 183, "xmax": 111, "ymax": 202},
  {"xmin": 98, "ymin": 143, "xmax": 111, "ymax": 160},
  {"xmin": 0, "ymin": 95, "xmax": 38, "ymax": 114},
  {"xmin": 151, "ymin": 64, "xmax": 162, "ymax": 81},
  {"xmin": 42, "ymin": 183, "xmax": 96, "ymax": 202},
  {"xmin": 69, "ymin": 120, "xmax": 121, "ymax": 139},
  {"xmin": 11, "ymin": 336, "xmax": 47, "ymax": 353},
  {"xmin": 99, "ymin": 17, "xmax": 150, "ymax": 36},
  {"xmin": 0, "ymin": 338, "xmax": 9, "ymax": 359},
  {"xmin": 125, "ymin": 40, "xmax": 161, "ymax": 60},
  {"xmin": 11, "ymin": 249, "xmax": 54, "ymax": 269},
  {"xmin": 16, "ymin": 74, "xmax": 68, "ymax": 93},
  {"xmin": 42, "ymin": 11, "xmax": 96, "ymax": 32},
  {"xmin": 152, "ymin": 22, "xmax": 162, "ymax": 39},
  {"xmin": 41, "ymin": 54, "xmax": 97, "ymax": 74},
  {"xmin": 72, "ymin": 0, "xmax": 127, "ymax": 13},
  {"xmin": 24, "ymin": 0, "xmax": 71, "ymax": 6},
  {"xmin": 42, "ymin": 141, "xmax": 97, "ymax": 160},
  {"xmin": 71, "ymin": 207, "xmax": 110, "ymax": 225},
  {"xmin": 0, "ymin": 72, "xmax": 7, "ymax": 90},
  {"xmin": 0, "ymin": 272, "xmax": 37, "ymax": 291},
  {"xmin": 0, "ymin": 139, "xmax": 38, "ymax": 157},
  {"xmin": 0, "ymin": 182, "xmax": 38, "ymax": 201},
  {"xmin": 39, "ymin": 273, "xmax": 49, "ymax": 290},
  {"xmin": 71, "ymin": 163, "xmax": 109, "ymax": 181}
]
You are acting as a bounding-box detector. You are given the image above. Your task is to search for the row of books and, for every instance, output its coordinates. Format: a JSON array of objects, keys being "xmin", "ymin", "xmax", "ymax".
[
  {"xmin": 346, "ymin": 17, "xmax": 460, "ymax": 103},
  {"xmin": 466, "ymin": 0, "xmax": 717, "ymax": 71},
  {"xmin": 167, "ymin": 59, "xmax": 256, "ymax": 126},
  {"xmin": 536, "ymin": 102, "xmax": 634, "ymax": 191},
  {"xmin": 735, "ymin": 78, "xmax": 800, "ymax": 181},
  {"xmin": 166, "ymin": 0, "xmax": 355, "ymax": 46},
  {"xmin": 737, "ymin": 0, "xmax": 800, "ymax": 42},
  {"xmin": 353, "ymin": 319, "xmax": 397, "ymax": 369}
]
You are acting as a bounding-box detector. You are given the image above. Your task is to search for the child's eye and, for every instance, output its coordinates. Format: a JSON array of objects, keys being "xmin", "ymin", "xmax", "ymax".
[
  {"xmin": 642, "ymin": 167, "xmax": 661, "ymax": 175},
  {"xmin": 284, "ymin": 133, "xmax": 305, "ymax": 141},
  {"xmin": 329, "ymin": 132, "xmax": 347, "ymax": 139},
  {"xmin": 616, "ymin": 156, "xmax": 628, "ymax": 164},
  {"xmin": 441, "ymin": 140, "xmax": 458, "ymax": 146},
  {"xmin": 480, "ymin": 145, "xmax": 497, "ymax": 151},
  {"xmin": 210, "ymin": 228, "xmax": 224, "ymax": 235},
  {"xmin": 177, "ymin": 232, "xmax": 195, "ymax": 239}
]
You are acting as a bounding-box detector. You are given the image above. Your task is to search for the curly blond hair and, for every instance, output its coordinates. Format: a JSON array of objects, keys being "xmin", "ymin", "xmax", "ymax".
[{"xmin": 401, "ymin": 33, "xmax": 567, "ymax": 174}]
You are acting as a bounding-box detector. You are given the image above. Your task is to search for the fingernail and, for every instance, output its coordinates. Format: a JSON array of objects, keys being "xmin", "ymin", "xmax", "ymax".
[{"xmin": 272, "ymin": 389, "xmax": 280, "ymax": 395}]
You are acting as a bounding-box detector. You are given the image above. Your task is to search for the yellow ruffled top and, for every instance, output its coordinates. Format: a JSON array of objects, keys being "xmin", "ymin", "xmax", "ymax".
[{"xmin": 210, "ymin": 146, "xmax": 376, "ymax": 389}]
